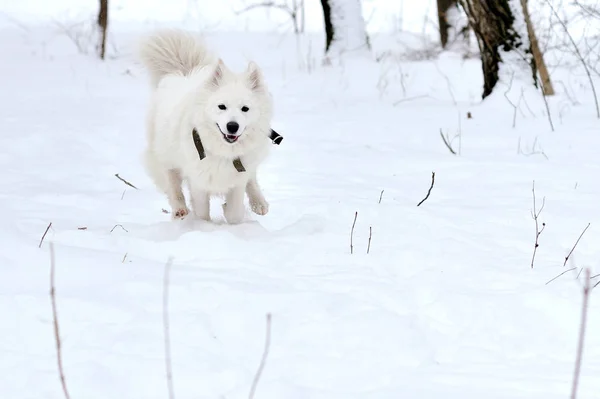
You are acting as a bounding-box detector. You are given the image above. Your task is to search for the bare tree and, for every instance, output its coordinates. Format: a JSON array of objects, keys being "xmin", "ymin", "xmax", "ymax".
[
  {"xmin": 520, "ymin": 0, "xmax": 554, "ymax": 95},
  {"xmin": 458, "ymin": 0, "xmax": 537, "ymax": 98},
  {"xmin": 320, "ymin": 0, "xmax": 370, "ymax": 62},
  {"xmin": 98, "ymin": 0, "xmax": 108, "ymax": 60}
]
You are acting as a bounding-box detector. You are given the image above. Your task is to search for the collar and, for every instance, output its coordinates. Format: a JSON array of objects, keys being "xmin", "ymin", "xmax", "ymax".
[{"xmin": 192, "ymin": 127, "xmax": 284, "ymax": 173}]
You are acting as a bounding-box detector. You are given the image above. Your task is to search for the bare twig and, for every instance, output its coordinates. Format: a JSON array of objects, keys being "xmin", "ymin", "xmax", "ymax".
[
  {"xmin": 439, "ymin": 129, "xmax": 457, "ymax": 155},
  {"xmin": 367, "ymin": 226, "xmax": 372, "ymax": 254},
  {"xmin": 544, "ymin": 0, "xmax": 600, "ymax": 118},
  {"xmin": 122, "ymin": 253, "xmax": 128, "ymax": 263},
  {"xmin": 378, "ymin": 190, "xmax": 384, "ymax": 204},
  {"xmin": 114, "ymin": 173, "xmax": 138, "ymax": 190},
  {"xmin": 49, "ymin": 243, "xmax": 71, "ymax": 399},
  {"xmin": 248, "ymin": 313, "xmax": 272, "ymax": 399},
  {"xmin": 546, "ymin": 267, "xmax": 577, "ymax": 285},
  {"xmin": 564, "ymin": 223, "xmax": 591, "ymax": 267},
  {"xmin": 417, "ymin": 172, "xmax": 436, "ymax": 207},
  {"xmin": 570, "ymin": 268, "xmax": 591, "ymax": 399},
  {"xmin": 110, "ymin": 224, "xmax": 129, "ymax": 233},
  {"xmin": 350, "ymin": 212, "xmax": 358, "ymax": 254},
  {"xmin": 530, "ymin": 181, "xmax": 546, "ymax": 269},
  {"xmin": 121, "ymin": 190, "xmax": 126, "ymax": 200},
  {"xmin": 39, "ymin": 222, "xmax": 53, "ymax": 248},
  {"xmin": 77, "ymin": 227, "xmax": 87, "ymax": 230},
  {"xmin": 163, "ymin": 257, "xmax": 175, "ymax": 399}
]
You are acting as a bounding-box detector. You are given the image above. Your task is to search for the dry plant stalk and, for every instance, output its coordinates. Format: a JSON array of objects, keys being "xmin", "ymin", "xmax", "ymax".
[
  {"xmin": 39, "ymin": 222, "xmax": 53, "ymax": 248},
  {"xmin": 545, "ymin": 267, "xmax": 577, "ymax": 285},
  {"xmin": 367, "ymin": 226, "xmax": 372, "ymax": 254},
  {"xmin": 350, "ymin": 212, "xmax": 358, "ymax": 254},
  {"xmin": 439, "ymin": 129, "xmax": 457, "ymax": 155},
  {"xmin": 530, "ymin": 181, "xmax": 546, "ymax": 268},
  {"xmin": 248, "ymin": 313, "xmax": 273, "ymax": 399},
  {"xmin": 564, "ymin": 223, "xmax": 591, "ymax": 267},
  {"xmin": 110, "ymin": 224, "xmax": 129, "ymax": 233},
  {"xmin": 378, "ymin": 190, "xmax": 384, "ymax": 204},
  {"xmin": 417, "ymin": 172, "xmax": 436, "ymax": 207},
  {"xmin": 114, "ymin": 173, "xmax": 138, "ymax": 190},
  {"xmin": 570, "ymin": 268, "xmax": 591, "ymax": 399},
  {"xmin": 163, "ymin": 257, "xmax": 175, "ymax": 399},
  {"xmin": 49, "ymin": 243, "xmax": 71, "ymax": 399}
]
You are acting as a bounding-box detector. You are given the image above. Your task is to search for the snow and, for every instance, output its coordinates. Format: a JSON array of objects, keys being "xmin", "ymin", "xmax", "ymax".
[{"xmin": 1, "ymin": 2, "xmax": 600, "ymax": 399}]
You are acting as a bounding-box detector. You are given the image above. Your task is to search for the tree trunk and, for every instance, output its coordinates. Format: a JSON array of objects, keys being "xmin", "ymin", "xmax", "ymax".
[
  {"xmin": 437, "ymin": 0, "xmax": 456, "ymax": 48},
  {"xmin": 520, "ymin": 0, "xmax": 554, "ymax": 95},
  {"xmin": 458, "ymin": 0, "xmax": 536, "ymax": 98},
  {"xmin": 98, "ymin": 0, "xmax": 108, "ymax": 60},
  {"xmin": 320, "ymin": 0, "xmax": 370, "ymax": 61}
]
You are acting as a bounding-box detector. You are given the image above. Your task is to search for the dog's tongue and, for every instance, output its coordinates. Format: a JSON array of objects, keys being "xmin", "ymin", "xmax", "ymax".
[{"xmin": 227, "ymin": 135, "xmax": 238, "ymax": 142}]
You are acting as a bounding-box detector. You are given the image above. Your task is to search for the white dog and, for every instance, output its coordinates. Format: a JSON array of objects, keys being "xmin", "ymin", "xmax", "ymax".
[{"xmin": 138, "ymin": 29, "xmax": 273, "ymax": 224}]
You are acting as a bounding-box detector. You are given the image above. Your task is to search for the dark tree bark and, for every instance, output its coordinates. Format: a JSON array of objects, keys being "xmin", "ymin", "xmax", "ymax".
[
  {"xmin": 437, "ymin": 0, "xmax": 456, "ymax": 48},
  {"xmin": 320, "ymin": 0, "xmax": 334, "ymax": 52},
  {"xmin": 98, "ymin": 0, "xmax": 108, "ymax": 60},
  {"xmin": 458, "ymin": 0, "xmax": 537, "ymax": 99}
]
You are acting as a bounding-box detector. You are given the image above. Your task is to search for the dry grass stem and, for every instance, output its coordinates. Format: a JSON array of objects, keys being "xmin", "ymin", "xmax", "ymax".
[{"xmin": 248, "ymin": 313, "xmax": 272, "ymax": 399}]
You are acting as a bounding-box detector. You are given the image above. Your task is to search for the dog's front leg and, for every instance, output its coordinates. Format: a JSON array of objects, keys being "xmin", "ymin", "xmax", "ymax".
[
  {"xmin": 188, "ymin": 181, "xmax": 211, "ymax": 221},
  {"xmin": 223, "ymin": 185, "xmax": 245, "ymax": 224},
  {"xmin": 246, "ymin": 175, "xmax": 269, "ymax": 216}
]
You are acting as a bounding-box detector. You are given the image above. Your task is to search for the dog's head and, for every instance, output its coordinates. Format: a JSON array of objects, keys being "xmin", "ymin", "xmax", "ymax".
[{"xmin": 199, "ymin": 59, "xmax": 272, "ymax": 154}]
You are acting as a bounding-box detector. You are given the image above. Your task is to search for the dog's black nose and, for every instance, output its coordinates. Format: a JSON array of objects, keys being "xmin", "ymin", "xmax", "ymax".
[{"xmin": 226, "ymin": 122, "xmax": 239, "ymax": 134}]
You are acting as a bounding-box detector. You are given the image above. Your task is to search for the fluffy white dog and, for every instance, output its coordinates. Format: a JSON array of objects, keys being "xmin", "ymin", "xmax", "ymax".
[{"xmin": 138, "ymin": 29, "xmax": 273, "ymax": 224}]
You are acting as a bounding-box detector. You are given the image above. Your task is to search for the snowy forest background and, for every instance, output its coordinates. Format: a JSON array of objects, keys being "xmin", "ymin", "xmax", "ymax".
[{"xmin": 1, "ymin": 1, "xmax": 600, "ymax": 399}]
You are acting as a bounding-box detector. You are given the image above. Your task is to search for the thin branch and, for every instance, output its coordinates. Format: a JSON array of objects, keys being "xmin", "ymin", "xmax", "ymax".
[
  {"xmin": 378, "ymin": 190, "xmax": 384, "ymax": 204},
  {"xmin": 530, "ymin": 181, "xmax": 546, "ymax": 269},
  {"xmin": 439, "ymin": 129, "xmax": 457, "ymax": 155},
  {"xmin": 367, "ymin": 226, "xmax": 372, "ymax": 254},
  {"xmin": 39, "ymin": 222, "xmax": 53, "ymax": 248},
  {"xmin": 417, "ymin": 172, "xmax": 436, "ymax": 207},
  {"xmin": 110, "ymin": 224, "xmax": 129, "ymax": 233},
  {"xmin": 564, "ymin": 223, "xmax": 591, "ymax": 267},
  {"xmin": 544, "ymin": 0, "xmax": 600, "ymax": 118},
  {"xmin": 350, "ymin": 212, "xmax": 358, "ymax": 254},
  {"xmin": 114, "ymin": 173, "xmax": 139, "ymax": 190},
  {"xmin": 546, "ymin": 267, "xmax": 577, "ymax": 285},
  {"xmin": 49, "ymin": 243, "xmax": 71, "ymax": 399},
  {"xmin": 248, "ymin": 313, "xmax": 272, "ymax": 399},
  {"xmin": 163, "ymin": 257, "xmax": 175, "ymax": 399},
  {"xmin": 570, "ymin": 268, "xmax": 591, "ymax": 399}
]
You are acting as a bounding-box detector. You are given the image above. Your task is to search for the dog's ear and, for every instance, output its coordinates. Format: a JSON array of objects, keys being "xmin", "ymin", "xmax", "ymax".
[
  {"xmin": 208, "ymin": 59, "xmax": 225, "ymax": 89},
  {"xmin": 246, "ymin": 61, "xmax": 264, "ymax": 92}
]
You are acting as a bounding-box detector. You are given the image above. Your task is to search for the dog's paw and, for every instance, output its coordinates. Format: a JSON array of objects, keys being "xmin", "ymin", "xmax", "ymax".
[
  {"xmin": 222, "ymin": 202, "xmax": 245, "ymax": 224},
  {"xmin": 172, "ymin": 207, "xmax": 190, "ymax": 220},
  {"xmin": 250, "ymin": 198, "xmax": 269, "ymax": 216}
]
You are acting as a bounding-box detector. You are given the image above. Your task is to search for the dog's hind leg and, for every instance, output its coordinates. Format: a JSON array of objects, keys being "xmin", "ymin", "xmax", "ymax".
[
  {"xmin": 246, "ymin": 175, "xmax": 269, "ymax": 216},
  {"xmin": 144, "ymin": 150, "xmax": 189, "ymax": 218}
]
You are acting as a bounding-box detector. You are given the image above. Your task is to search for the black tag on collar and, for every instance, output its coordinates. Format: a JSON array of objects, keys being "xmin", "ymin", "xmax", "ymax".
[{"xmin": 270, "ymin": 129, "xmax": 283, "ymax": 145}]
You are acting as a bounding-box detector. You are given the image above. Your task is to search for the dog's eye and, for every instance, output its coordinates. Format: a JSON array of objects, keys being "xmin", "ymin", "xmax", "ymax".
[
  {"xmin": 218, "ymin": 104, "xmax": 227, "ymax": 110},
  {"xmin": 241, "ymin": 106, "xmax": 249, "ymax": 112}
]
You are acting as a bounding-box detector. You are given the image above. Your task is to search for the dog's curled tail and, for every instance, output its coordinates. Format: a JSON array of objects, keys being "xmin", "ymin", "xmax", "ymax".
[{"xmin": 138, "ymin": 29, "xmax": 212, "ymax": 87}]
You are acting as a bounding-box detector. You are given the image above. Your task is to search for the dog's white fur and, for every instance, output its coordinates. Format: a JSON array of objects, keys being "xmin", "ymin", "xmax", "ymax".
[{"xmin": 138, "ymin": 29, "xmax": 273, "ymax": 224}]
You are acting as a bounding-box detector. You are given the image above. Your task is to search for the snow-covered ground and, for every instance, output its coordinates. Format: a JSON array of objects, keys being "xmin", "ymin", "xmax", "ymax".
[{"xmin": 1, "ymin": 3, "xmax": 600, "ymax": 399}]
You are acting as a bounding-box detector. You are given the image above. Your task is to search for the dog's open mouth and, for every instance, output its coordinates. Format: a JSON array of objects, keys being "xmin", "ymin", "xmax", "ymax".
[{"xmin": 217, "ymin": 124, "xmax": 240, "ymax": 144}]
